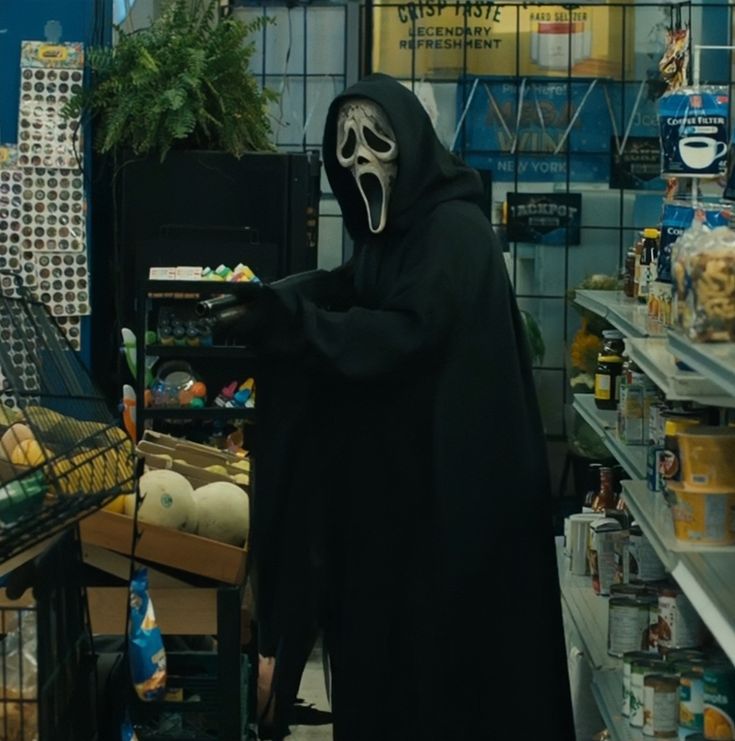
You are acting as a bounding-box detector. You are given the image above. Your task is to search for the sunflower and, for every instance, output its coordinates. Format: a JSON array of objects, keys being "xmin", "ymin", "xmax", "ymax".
[{"xmin": 570, "ymin": 319, "xmax": 602, "ymax": 374}]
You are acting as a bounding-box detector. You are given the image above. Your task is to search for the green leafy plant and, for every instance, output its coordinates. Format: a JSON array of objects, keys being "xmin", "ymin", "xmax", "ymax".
[
  {"xmin": 65, "ymin": 0, "xmax": 278, "ymax": 160},
  {"xmin": 520, "ymin": 309, "xmax": 545, "ymax": 366}
]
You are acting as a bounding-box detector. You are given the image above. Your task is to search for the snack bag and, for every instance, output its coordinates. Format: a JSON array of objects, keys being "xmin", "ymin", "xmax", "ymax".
[
  {"xmin": 121, "ymin": 717, "xmax": 140, "ymax": 741},
  {"xmin": 129, "ymin": 567, "xmax": 166, "ymax": 701}
]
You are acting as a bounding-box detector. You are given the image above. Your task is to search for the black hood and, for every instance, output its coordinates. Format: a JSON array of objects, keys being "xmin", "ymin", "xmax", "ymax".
[{"xmin": 323, "ymin": 73, "xmax": 485, "ymax": 241}]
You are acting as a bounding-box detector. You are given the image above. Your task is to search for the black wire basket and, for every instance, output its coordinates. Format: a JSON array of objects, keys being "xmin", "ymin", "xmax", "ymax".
[{"xmin": 0, "ymin": 277, "xmax": 135, "ymax": 563}]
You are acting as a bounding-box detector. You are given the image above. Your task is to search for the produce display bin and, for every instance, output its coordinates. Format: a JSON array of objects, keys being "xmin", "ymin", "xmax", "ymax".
[{"xmin": 79, "ymin": 509, "xmax": 248, "ymax": 585}]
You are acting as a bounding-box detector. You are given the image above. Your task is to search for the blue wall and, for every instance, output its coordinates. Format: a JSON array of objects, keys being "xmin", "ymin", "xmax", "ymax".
[{"xmin": 0, "ymin": 0, "xmax": 111, "ymax": 367}]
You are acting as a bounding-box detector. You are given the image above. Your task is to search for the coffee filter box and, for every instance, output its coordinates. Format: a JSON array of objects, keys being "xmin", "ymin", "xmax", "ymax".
[{"xmin": 658, "ymin": 87, "xmax": 729, "ymax": 178}]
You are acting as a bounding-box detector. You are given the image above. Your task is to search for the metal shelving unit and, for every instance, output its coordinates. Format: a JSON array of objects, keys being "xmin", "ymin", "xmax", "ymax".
[
  {"xmin": 556, "ymin": 541, "xmax": 628, "ymax": 739},
  {"xmin": 574, "ymin": 290, "xmax": 666, "ymax": 340},
  {"xmin": 572, "ymin": 290, "xmax": 735, "ymax": 669},
  {"xmin": 623, "ymin": 480, "xmax": 735, "ymax": 665},
  {"xmin": 572, "ymin": 394, "xmax": 647, "ymax": 480},
  {"xmin": 668, "ymin": 330, "xmax": 735, "ymax": 399},
  {"xmin": 625, "ymin": 337, "xmax": 735, "ymax": 407}
]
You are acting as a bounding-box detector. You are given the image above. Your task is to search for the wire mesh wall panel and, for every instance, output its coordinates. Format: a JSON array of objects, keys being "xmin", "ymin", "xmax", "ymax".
[
  {"xmin": 365, "ymin": 0, "xmax": 734, "ymax": 438},
  {"xmin": 233, "ymin": 1, "xmax": 351, "ymax": 269},
  {"xmin": 0, "ymin": 281, "xmax": 135, "ymax": 563}
]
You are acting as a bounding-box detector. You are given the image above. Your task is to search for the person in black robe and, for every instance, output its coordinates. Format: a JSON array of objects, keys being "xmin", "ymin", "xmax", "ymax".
[{"xmin": 243, "ymin": 72, "xmax": 574, "ymax": 741}]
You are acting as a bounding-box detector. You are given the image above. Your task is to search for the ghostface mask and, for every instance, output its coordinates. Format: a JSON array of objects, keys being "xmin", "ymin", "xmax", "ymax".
[{"xmin": 336, "ymin": 99, "xmax": 398, "ymax": 234}]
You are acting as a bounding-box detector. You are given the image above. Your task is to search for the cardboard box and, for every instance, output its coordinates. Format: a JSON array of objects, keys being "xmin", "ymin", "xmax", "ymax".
[
  {"xmin": 137, "ymin": 431, "xmax": 250, "ymax": 489},
  {"xmin": 79, "ymin": 509, "xmax": 248, "ymax": 585}
]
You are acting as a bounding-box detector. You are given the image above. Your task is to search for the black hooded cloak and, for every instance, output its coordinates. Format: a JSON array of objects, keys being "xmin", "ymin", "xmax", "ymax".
[{"xmin": 250, "ymin": 73, "xmax": 574, "ymax": 740}]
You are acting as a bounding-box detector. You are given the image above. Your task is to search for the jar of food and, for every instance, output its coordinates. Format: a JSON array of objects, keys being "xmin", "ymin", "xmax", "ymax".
[
  {"xmin": 602, "ymin": 329, "xmax": 626, "ymax": 357},
  {"xmin": 638, "ymin": 227, "xmax": 661, "ymax": 304},
  {"xmin": 595, "ymin": 353, "xmax": 624, "ymax": 410}
]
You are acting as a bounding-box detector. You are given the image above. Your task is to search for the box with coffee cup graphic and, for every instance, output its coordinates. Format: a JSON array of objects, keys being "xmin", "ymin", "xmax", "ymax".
[{"xmin": 658, "ymin": 87, "xmax": 729, "ymax": 177}]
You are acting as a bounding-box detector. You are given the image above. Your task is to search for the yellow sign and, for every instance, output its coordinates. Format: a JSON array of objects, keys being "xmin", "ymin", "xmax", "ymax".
[
  {"xmin": 372, "ymin": 2, "xmax": 634, "ymax": 80},
  {"xmin": 38, "ymin": 44, "xmax": 70, "ymax": 63}
]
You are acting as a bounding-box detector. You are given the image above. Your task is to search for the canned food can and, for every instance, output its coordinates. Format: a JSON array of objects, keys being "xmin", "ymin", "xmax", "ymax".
[
  {"xmin": 629, "ymin": 525, "xmax": 667, "ymax": 582},
  {"xmin": 704, "ymin": 664, "xmax": 735, "ymax": 740},
  {"xmin": 611, "ymin": 583, "xmax": 656, "ymax": 599},
  {"xmin": 608, "ymin": 596, "xmax": 658, "ymax": 658},
  {"xmin": 623, "ymin": 651, "xmax": 657, "ymax": 717},
  {"xmin": 643, "ymin": 673, "xmax": 680, "ymax": 737},
  {"xmin": 589, "ymin": 518, "xmax": 622, "ymax": 596},
  {"xmin": 680, "ymin": 670, "xmax": 706, "ymax": 732},
  {"xmin": 658, "ymin": 588, "xmax": 705, "ymax": 651},
  {"xmin": 631, "ymin": 658, "xmax": 671, "ymax": 727}
]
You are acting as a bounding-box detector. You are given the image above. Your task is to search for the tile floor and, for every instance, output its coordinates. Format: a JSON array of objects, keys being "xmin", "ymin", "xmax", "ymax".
[{"xmin": 288, "ymin": 643, "xmax": 333, "ymax": 741}]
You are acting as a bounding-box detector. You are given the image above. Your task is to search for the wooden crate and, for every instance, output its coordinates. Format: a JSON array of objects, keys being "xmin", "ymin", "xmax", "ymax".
[{"xmin": 79, "ymin": 509, "xmax": 248, "ymax": 585}]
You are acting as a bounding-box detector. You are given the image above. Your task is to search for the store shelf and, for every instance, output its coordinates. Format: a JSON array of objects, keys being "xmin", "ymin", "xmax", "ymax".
[
  {"xmin": 672, "ymin": 554, "xmax": 735, "ymax": 666},
  {"xmin": 572, "ymin": 395, "xmax": 647, "ymax": 480},
  {"xmin": 146, "ymin": 344, "xmax": 256, "ymax": 360},
  {"xmin": 574, "ymin": 290, "xmax": 665, "ymax": 339},
  {"xmin": 668, "ymin": 331, "xmax": 735, "ymax": 399},
  {"xmin": 557, "ymin": 541, "xmax": 631, "ymax": 740},
  {"xmin": 620, "ymin": 480, "xmax": 676, "ymax": 572},
  {"xmin": 146, "ymin": 280, "xmax": 260, "ymax": 295},
  {"xmin": 591, "ymin": 669, "xmax": 637, "ymax": 741},
  {"xmin": 142, "ymin": 407, "xmax": 255, "ymax": 421},
  {"xmin": 557, "ymin": 540, "xmax": 616, "ymax": 671},
  {"xmin": 625, "ymin": 338, "xmax": 735, "ymax": 408},
  {"xmin": 622, "ymin": 480, "xmax": 735, "ymax": 666},
  {"xmin": 572, "ymin": 392, "xmax": 616, "ymax": 438}
]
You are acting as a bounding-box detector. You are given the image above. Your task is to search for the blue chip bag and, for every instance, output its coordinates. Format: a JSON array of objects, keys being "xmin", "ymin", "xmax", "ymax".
[
  {"xmin": 121, "ymin": 717, "xmax": 140, "ymax": 741},
  {"xmin": 129, "ymin": 567, "xmax": 166, "ymax": 702}
]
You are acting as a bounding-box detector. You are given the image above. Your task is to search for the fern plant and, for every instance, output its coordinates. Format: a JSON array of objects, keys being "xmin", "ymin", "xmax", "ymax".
[{"xmin": 65, "ymin": 0, "xmax": 277, "ymax": 160}]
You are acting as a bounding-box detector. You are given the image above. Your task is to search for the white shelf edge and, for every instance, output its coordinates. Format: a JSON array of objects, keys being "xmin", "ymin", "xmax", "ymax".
[
  {"xmin": 621, "ymin": 480, "xmax": 676, "ymax": 573},
  {"xmin": 623, "ymin": 480, "xmax": 735, "ymax": 665},
  {"xmin": 557, "ymin": 539, "xmax": 617, "ymax": 672},
  {"xmin": 603, "ymin": 432, "xmax": 647, "ymax": 482},
  {"xmin": 592, "ymin": 669, "xmax": 629, "ymax": 741},
  {"xmin": 572, "ymin": 394, "xmax": 610, "ymax": 438},
  {"xmin": 626, "ymin": 338, "xmax": 735, "ymax": 408},
  {"xmin": 572, "ymin": 395, "xmax": 646, "ymax": 480},
  {"xmin": 672, "ymin": 558, "xmax": 735, "ymax": 667},
  {"xmin": 668, "ymin": 331, "xmax": 735, "ymax": 399},
  {"xmin": 574, "ymin": 290, "xmax": 666, "ymax": 339}
]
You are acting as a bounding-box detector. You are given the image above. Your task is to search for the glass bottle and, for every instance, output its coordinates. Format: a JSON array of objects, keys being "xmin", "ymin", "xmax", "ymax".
[
  {"xmin": 637, "ymin": 227, "xmax": 660, "ymax": 304},
  {"xmin": 592, "ymin": 466, "xmax": 617, "ymax": 512}
]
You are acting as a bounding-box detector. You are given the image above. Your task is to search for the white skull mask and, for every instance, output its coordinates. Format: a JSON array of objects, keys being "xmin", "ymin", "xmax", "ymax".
[{"xmin": 336, "ymin": 99, "xmax": 398, "ymax": 234}]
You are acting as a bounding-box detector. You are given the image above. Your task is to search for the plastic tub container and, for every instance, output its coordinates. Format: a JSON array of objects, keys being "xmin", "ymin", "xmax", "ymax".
[
  {"xmin": 667, "ymin": 482, "xmax": 735, "ymax": 545},
  {"xmin": 679, "ymin": 427, "xmax": 735, "ymax": 489}
]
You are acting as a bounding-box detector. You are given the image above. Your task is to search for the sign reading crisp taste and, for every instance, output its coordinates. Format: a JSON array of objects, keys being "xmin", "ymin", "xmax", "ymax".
[
  {"xmin": 507, "ymin": 193, "xmax": 582, "ymax": 245},
  {"xmin": 371, "ymin": 1, "xmax": 634, "ymax": 79}
]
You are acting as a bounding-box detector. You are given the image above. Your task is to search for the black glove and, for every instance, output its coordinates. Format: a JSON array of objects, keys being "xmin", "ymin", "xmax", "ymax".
[{"xmin": 219, "ymin": 285, "xmax": 298, "ymax": 350}]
